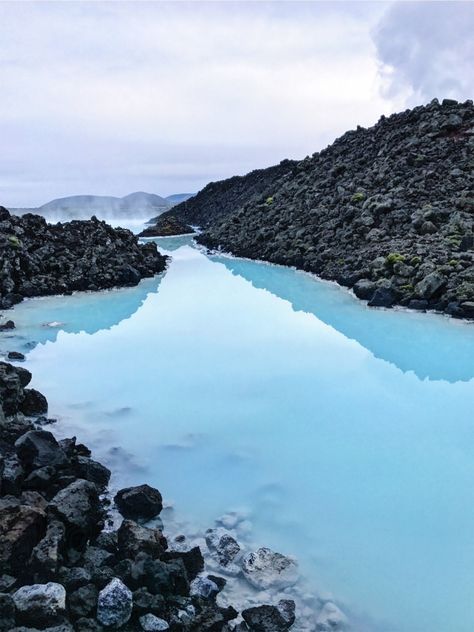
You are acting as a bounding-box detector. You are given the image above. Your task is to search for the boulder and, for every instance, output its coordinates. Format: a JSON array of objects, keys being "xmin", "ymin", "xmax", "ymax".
[
  {"xmin": 242, "ymin": 605, "xmax": 292, "ymax": 631},
  {"xmin": 139, "ymin": 613, "xmax": 170, "ymax": 631},
  {"xmin": 75, "ymin": 619, "xmax": 104, "ymax": 632},
  {"xmin": 142, "ymin": 558, "xmax": 189, "ymax": 596},
  {"xmin": 0, "ymin": 499, "xmax": 46, "ymax": 574},
  {"xmin": 114, "ymin": 484, "xmax": 163, "ymax": 520},
  {"xmin": 20, "ymin": 389, "xmax": 48, "ymax": 416},
  {"xmin": 12, "ymin": 582, "xmax": 66, "ymax": 627},
  {"xmin": 132, "ymin": 587, "xmax": 166, "ymax": 617},
  {"xmin": 15, "ymin": 430, "xmax": 68, "ymax": 470},
  {"xmin": 1, "ymin": 453, "xmax": 25, "ymax": 495},
  {"xmin": 367, "ymin": 287, "xmax": 397, "ymax": 308},
  {"xmin": 0, "ymin": 592, "xmax": 15, "ymax": 631},
  {"xmin": 73, "ymin": 456, "xmax": 111, "ymax": 489},
  {"xmin": 118, "ymin": 520, "xmax": 166, "ymax": 560},
  {"xmin": 190, "ymin": 576, "xmax": 220, "ymax": 599},
  {"xmin": 0, "ymin": 362, "xmax": 30, "ymax": 415},
  {"xmin": 96, "ymin": 577, "xmax": 133, "ymax": 628},
  {"xmin": 352, "ymin": 279, "xmax": 376, "ymax": 300},
  {"xmin": 30, "ymin": 521, "xmax": 65, "ymax": 580},
  {"xmin": 57, "ymin": 566, "xmax": 92, "ymax": 592},
  {"xmin": 7, "ymin": 351, "xmax": 25, "ymax": 361},
  {"xmin": 67, "ymin": 583, "xmax": 98, "ymax": 618},
  {"xmin": 241, "ymin": 547, "xmax": 298, "ymax": 590},
  {"xmin": 49, "ymin": 479, "xmax": 102, "ymax": 546},
  {"xmin": 215, "ymin": 533, "xmax": 240, "ymax": 567},
  {"xmin": 162, "ymin": 547, "xmax": 204, "ymax": 580},
  {"xmin": 415, "ymin": 272, "xmax": 446, "ymax": 300}
]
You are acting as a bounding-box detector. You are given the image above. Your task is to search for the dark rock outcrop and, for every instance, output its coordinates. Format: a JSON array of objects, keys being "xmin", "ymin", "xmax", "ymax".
[
  {"xmin": 160, "ymin": 160, "xmax": 298, "ymax": 229},
  {"xmin": 114, "ymin": 484, "xmax": 163, "ymax": 520},
  {"xmin": 0, "ymin": 210, "xmax": 167, "ymax": 309},
  {"xmin": 182, "ymin": 99, "xmax": 474, "ymax": 319},
  {"xmin": 139, "ymin": 215, "xmax": 194, "ymax": 237}
]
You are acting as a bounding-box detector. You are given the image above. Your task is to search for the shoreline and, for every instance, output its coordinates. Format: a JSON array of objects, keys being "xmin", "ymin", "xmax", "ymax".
[
  {"xmin": 198, "ymin": 241, "xmax": 474, "ymax": 327},
  {"xmin": 0, "ymin": 282, "xmax": 350, "ymax": 631}
]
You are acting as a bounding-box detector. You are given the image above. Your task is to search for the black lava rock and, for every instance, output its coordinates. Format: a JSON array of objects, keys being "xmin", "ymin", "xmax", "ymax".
[{"xmin": 114, "ymin": 483, "xmax": 163, "ymax": 520}]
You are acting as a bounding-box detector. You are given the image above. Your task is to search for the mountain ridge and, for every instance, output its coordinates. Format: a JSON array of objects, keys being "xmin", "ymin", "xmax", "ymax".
[{"xmin": 9, "ymin": 191, "xmax": 193, "ymax": 221}]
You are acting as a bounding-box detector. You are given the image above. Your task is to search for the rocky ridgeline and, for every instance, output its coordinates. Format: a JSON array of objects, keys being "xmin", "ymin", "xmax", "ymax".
[
  {"xmin": 174, "ymin": 98, "xmax": 474, "ymax": 318},
  {"xmin": 0, "ymin": 207, "xmax": 167, "ymax": 310},
  {"xmin": 0, "ymin": 362, "xmax": 345, "ymax": 631},
  {"xmin": 139, "ymin": 216, "xmax": 194, "ymax": 238},
  {"xmin": 159, "ymin": 161, "xmax": 298, "ymax": 230}
]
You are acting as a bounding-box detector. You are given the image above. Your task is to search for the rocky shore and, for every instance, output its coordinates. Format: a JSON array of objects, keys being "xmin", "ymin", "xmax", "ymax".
[
  {"xmin": 0, "ymin": 208, "xmax": 167, "ymax": 310},
  {"xmin": 0, "ymin": 360, "xmax": 321, "ymax": 631},
  {"xmin": 169, "ymin": 99, "xmax": 474, "ymax": 319}
]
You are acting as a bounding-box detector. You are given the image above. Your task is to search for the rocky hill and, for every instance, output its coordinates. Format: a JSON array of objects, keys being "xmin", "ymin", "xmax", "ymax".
[
  {"xmin": 158, "ymin": 161, "xmax": 298, "ymax": 229},
  {"xmin": 0, "ymin": 208, "xmax": 167, "ymax": 310},
  {"xmin": 184, "ymin": 98, "xmax": 474, "ymax": 318}
]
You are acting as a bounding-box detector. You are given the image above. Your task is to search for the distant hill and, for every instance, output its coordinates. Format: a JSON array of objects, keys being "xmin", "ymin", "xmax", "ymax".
[{"xmin": 9, "ymin": 192, "xmax": 173, "ymax": 221}]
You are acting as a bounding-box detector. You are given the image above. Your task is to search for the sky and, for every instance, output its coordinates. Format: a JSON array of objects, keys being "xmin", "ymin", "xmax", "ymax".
[{"xmin": 0, "ymin": 1, "xmax": 472, "ymax": 207}]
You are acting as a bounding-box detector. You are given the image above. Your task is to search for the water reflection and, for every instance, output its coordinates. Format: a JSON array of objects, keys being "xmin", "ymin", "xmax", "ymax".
[
  {"xmin": 1, "ymin": 275, "xmax": 163, "ymax": 354},
  {"xmin": 149, "ymin": 234, "xmax": 197, "ymax": 252},
  {"xmin": 5, "ymin": 245, "xmax": 474, "ymax": 632},
  {"xmin": 217, "ymin": 255, "xmax": 474, "ymax": 383}
]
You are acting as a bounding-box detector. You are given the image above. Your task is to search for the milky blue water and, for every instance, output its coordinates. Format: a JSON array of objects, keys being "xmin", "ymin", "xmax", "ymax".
[{"xmin": 4, "ymin": 236, "xmax": 474, "ymax": 632}]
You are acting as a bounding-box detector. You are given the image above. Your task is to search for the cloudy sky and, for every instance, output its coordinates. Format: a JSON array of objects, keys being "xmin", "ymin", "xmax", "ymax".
[{"xmin": 0, "ymin": 1, "xmax": 472, "ymax": 207}]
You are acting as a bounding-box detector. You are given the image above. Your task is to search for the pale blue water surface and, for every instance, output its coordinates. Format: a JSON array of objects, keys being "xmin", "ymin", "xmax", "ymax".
[{"xmin": 4, "ymin": 236, "xmax": 474, "ymax": 632}]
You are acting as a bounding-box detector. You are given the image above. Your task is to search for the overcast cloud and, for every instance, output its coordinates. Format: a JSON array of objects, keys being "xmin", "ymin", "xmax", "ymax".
[
  {"xmin": 0, "ymin": 1, "xmax": 471, "ymax": 207},
  {"xmin": 373, "ymin": 1, "xmax": 474, "ymax": 104}
]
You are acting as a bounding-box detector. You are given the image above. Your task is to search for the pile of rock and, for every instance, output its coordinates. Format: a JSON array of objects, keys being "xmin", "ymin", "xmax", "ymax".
[
  {"xmin": 0, "ymin": 208, "xmax": 168, "ymax": 310},
  {"xmin": 174, "ymin": 99, "xmax": 474, "ymax": 319},
  {"xmin": 139, "ymin": 216, "xmax": 194, "ymax": 238},
  {"xmin": 0, "ymin": 361, "xmax": 307, "ymax": 631}
]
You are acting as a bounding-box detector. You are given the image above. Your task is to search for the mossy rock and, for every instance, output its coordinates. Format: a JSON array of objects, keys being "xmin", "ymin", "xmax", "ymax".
[
  {"xmin": 351, "ymin": 192, "xmax": 365, "ymax": 203},
  {"xmin": 385, "ymin": 252, "xmax": 405, "ymax": 266},
  {"xmin": 8, "ymin": 235, "xmax": 21, "ymax": 248}
]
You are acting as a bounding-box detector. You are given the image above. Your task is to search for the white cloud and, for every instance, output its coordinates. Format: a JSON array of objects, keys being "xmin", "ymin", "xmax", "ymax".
[
  {"xmin": 373, "ymin": 1, "xmax": 474, "ymax": 105},
  {"xmin": 0, "ymin": 1, "xmax": 396, "ymax": 206}
]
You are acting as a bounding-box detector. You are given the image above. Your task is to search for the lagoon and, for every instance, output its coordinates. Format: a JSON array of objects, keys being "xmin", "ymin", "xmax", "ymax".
[{"xmin": 5, "ymin": 236, "xmax": 474, "ymax": 632}]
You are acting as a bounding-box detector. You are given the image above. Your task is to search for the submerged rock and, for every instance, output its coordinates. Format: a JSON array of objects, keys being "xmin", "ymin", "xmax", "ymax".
[
  {"xmin": 7, "ymin": 351, "xmax": 25, "ymax": 361},
  {"xmin": 315, "ymin": 601, "xmax": 348, "ymax": 631},
  {"xmin": 241, "ymin": 547, "xmax": 298, "ymax": 590}
]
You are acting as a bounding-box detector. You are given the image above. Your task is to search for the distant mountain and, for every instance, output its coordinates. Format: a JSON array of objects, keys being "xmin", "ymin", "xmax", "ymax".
[{"xmin": 9, "ymin": 192, "xmax": 172, "ymax": 221}]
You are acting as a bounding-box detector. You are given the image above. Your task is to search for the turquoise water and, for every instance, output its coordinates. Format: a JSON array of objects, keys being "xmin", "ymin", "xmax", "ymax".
[{"xmin": 5, "ymin": 238, "xmax": 474, "ymax": 631}]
